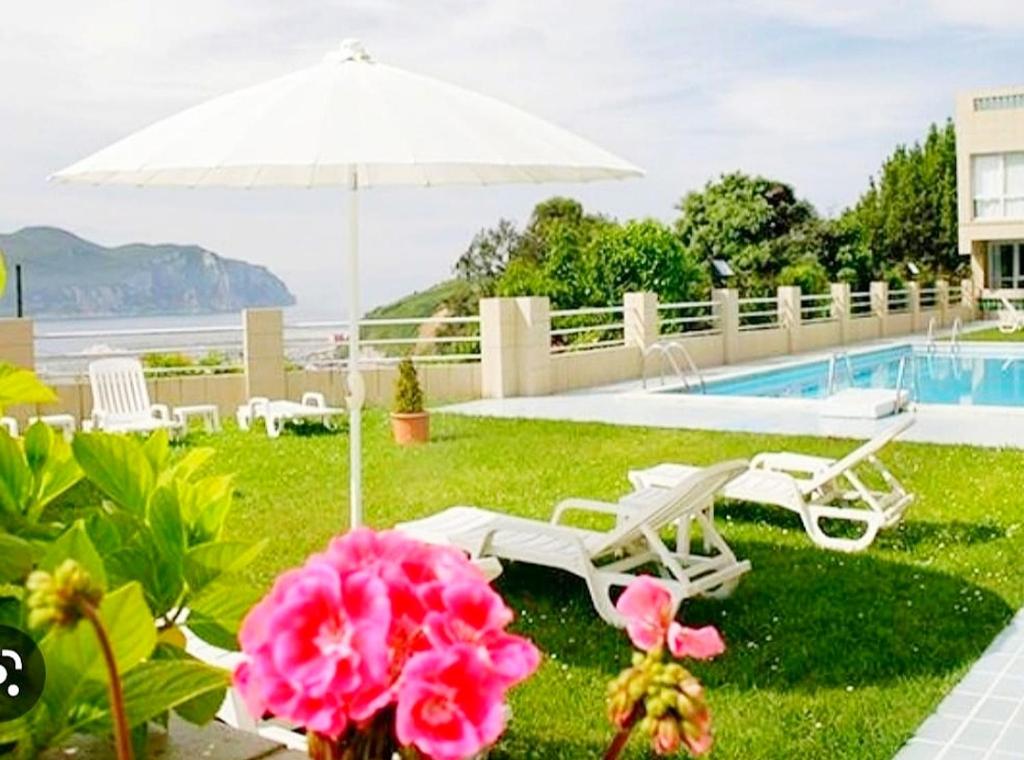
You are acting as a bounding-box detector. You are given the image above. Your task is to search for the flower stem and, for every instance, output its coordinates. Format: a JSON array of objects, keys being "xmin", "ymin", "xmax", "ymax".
[
  {"xmin": 81, "ymin": 601, "xmax": 134, "ymax": 760},
  {"xmin": 604, "ymin": 703, "xmax": 643, "ymax": 760}
]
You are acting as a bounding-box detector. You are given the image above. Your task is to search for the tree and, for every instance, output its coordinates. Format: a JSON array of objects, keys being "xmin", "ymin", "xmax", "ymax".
[
  {"xmin": 843, "ymin": 120, "xmax": 962, "ymax": 282},
  {"xmin": 674, "ymin": 173, "xmax": 819, "ymax": 295},
  {"xmin": 453, "ymin": 219, "xmax": 522, "ymax": 295}
]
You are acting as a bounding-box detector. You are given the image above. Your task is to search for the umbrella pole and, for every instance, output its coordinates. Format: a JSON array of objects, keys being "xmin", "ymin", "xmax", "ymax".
[{"xmin": 347, "ymin": 181, "xmax": 364, "ymax": 529}]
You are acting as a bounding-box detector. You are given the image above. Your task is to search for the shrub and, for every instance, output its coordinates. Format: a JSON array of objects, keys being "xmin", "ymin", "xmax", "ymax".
[{"xmin": 393, "ymin": 358, "xmax": 424, "ymax": 414}]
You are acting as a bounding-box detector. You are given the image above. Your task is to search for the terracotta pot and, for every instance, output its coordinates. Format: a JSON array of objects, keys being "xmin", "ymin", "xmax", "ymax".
[{"xmin": 390, "ymin": 411, "xmax": 430, "ymax": 444}]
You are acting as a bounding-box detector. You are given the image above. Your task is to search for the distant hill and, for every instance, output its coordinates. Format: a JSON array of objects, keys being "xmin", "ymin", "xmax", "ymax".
[
  {"xmin": 0, "ymin": 226, "xmax": 295, "ymax": 317},
  {"xmin": 364, "ymin": 279, "xmax": 469, "ymax": 338}
]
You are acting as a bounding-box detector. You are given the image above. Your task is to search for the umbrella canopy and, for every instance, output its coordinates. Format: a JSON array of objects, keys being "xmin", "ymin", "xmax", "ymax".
[
  {"xmin": 51, "ymin": 40, "xmax": 641, "ymax": 188},
  {"xmin": 52, "ymin": 39, "xmax": 643, "ymax": 529}
]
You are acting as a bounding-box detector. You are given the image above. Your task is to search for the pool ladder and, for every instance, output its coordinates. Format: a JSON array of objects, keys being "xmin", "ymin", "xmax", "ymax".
[
  {"xmin": 925, "ymin": 316, "xmax": 962, "ymax": 354},
  {"xmin": 642, "ymin": 340, "xmax": 706, "ymax": 393},
  {"xmin": 894, "ymin": 353, "xmax": 919, "ymax": 408},
  {"xmin": 825, "ymin": 352, "xmax": 855, "ymax": 395}
]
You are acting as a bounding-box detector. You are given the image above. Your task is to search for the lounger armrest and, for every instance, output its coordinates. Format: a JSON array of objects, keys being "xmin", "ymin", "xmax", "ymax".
[
  {"xmin": 301, "ymin": 392, "xmax": 327, "ymax": 408},
  {"xmin": 151, "ymin": 404, "xmax": 171, "ymax": 421},
  {"xmin": 90, "ymin": 409, "xmax": 106, "ymax": 428},
  {"xmin": 550, "ymin": 497, "xmax": 629, "ymax": 525},
  {"xmin": 750, "ymin": 452, "xmax": 833, "ymax": 476},
  {"xmin": 475, "ymin": 521, "xmax": 590, "ymax": 557}
]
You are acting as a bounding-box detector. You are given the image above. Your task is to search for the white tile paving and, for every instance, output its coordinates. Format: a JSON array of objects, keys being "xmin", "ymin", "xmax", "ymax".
[{"xmin": 894, "ymin": 610, "xmax": 1024, "ymax": 760}]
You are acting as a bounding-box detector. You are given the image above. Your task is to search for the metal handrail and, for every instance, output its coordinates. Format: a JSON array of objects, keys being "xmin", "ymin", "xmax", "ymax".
[
  {"xmin": 894, "ymin": 353, "xmax": 917, "ymax": 407},
  {"xmin": 642, "ymin": 340, "xmax": 706, "ymax": 392},
  {"xmin": 826, "ymin": 351, "xmax": 855, "ymax": 395},
  {"xmin": 925, "ymin": 316, "xmax": 938, "ymax": 353},
  {"xmin": 950, "ymin": 317, "xmax": 962, "ymax": 353}
]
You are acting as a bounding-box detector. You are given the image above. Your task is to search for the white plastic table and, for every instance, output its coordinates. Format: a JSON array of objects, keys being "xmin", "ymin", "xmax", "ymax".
[
  {"xmin": 29, "ymin": 413, "xmax": 77, "ymax": 441},
  {"xmin": 173, "ymin": 404, "xmax": 222, "ymax": 433}
]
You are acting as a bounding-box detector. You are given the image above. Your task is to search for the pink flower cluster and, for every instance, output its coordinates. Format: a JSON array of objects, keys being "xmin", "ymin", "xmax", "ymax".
[
  {"xmin": 234, "ymin": 529, "xmax": 540, "ymax": 760},
  {"xmin": 616, "ymin": 576, "xmax": 725, "ymax": 660}
]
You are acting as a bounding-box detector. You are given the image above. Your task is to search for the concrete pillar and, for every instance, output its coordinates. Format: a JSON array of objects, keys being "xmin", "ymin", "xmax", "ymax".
[
  {"xmin": 907, "ymin": 282, "xmax": 922, "ymax": 331},
  {"xmin": 961, "ymin": 277, "xmax": 977, "ymax": 318},
  {"xmin": 935, "ymin": 279, "xmax": 950, "ymax": 326},
  {"xmin": 623, "ymin": 292, "xmax": 659, "ymax": 349},
  {"xmin": 777, "ymin": 285, "xmax": 801, "ymax": 353},
  {"xmin": 0, "ymin": 318, "xmax": 34, "ymax": 370},
  {"xmin": 830, "ymin": 282, "xmax": 850, "ymax": 345},
  {"xmin": 480, "ymin": 296, "xmax": 551, "ymax": 398},
  {"xmin": 870, "ymin": 281, "xmax": 888, "ymax": 338},
  {"xmin": 243, "ymin": 308, "xmax": 286, "ymax": 400},
  {"xmin": 711, "ymin": 288, "xmax": 738, "ymax": 364}
]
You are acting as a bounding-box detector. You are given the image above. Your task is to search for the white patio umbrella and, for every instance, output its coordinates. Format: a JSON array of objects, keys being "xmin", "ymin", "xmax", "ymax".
[{"xmin": 52, "ymin": 39, "xmax": 643, "ymax": 529}]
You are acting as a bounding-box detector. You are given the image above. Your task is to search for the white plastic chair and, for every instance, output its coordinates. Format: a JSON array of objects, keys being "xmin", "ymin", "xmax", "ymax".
[
  {"xmin": 86, "ymin": 358, "xmax": 182, "ymax": 437},
  {"xmin": 998, "ymin": 296, "xmax": 1024, "ymax": 334},
  {"xmin": 397, "ymin": 460, "xmax": 751, "ymax": 627},
  {"xmin": 630, "ymin": 417, "xmax": 915, "ymax": 553}
]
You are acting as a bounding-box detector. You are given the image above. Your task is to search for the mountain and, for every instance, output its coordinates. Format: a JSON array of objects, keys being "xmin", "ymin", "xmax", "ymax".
[{"xmin": 0, "ymin": 226, "xmax": 295, "ymax": 317}]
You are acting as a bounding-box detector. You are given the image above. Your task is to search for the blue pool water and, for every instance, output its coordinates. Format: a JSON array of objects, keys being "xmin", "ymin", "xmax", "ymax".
[{"xmin": 697, "ymin": 346, "xmax": 1024, "ymax": 407}]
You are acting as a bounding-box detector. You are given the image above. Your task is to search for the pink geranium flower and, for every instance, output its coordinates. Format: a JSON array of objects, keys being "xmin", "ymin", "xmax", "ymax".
[
  {"xmin": 396, "ymin": 645, "xmax": 507, "ymax": 760},
  {"xmin": 423, "ymin": 581, "xmax": 540, "ymax": 689},
  {"xmin": 234, "ymin": 560, "xmax": 391, "ymax": 738},
  {"xmin": 234, "ymin": 528, "xmax": 540, "ymax": 758},
  {"xmin": 667, "ymin": 624, "xmax": 725, "ymax": 661},
  {"xmin": 615, "ymin": 575, "xmax": 675, "ymax": 651}
]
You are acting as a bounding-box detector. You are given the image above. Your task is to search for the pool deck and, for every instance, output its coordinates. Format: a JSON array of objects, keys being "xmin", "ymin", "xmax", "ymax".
[{"xmin": 441, "ymin": 331, "xmax": 1024, "ymax": 448}]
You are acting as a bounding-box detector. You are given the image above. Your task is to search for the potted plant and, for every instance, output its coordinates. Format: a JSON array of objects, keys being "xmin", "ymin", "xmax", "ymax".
[{"xmin": 391, "ymin": 357, "xmax": 429, "ymax": 444}]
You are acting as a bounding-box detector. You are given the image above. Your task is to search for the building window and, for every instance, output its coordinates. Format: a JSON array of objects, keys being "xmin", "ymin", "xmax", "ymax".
[
  {"xmin": 988, "ymin": 241, "xmax": 1024, "ymax": 289},
  {"xmin": 972, "ymin": 153, "xmax": 1024, "ymax": 220}
]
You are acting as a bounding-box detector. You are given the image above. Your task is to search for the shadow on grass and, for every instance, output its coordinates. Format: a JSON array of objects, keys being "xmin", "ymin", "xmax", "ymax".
[
  {"xmin": 717, "ymin": 502, "xmax": 1006, "ymax": 548},
  {"xmin": 496, "ymin": 541, "xmax": 1013, "ymax": 692}
]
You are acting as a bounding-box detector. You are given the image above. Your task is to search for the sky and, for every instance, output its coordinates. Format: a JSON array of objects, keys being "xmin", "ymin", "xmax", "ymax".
[{"xmin": 2, "ymin": 0, "xmax": 1023, "ymax": 318}]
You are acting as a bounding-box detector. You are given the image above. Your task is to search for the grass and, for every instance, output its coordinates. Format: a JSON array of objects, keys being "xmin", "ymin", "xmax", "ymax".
[
  {"xmin": 959, "ymin": 325, "xmax": 1024, "ymax": 342},
  {"xmin": 181, "ymin": 412, "xmax": 1023, "ymax": 759}
]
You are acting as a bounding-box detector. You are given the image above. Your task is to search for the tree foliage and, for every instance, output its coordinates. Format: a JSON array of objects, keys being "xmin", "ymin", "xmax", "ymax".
[{"xmin": 842, "ymin": 120, "xmax": 962, "ymax": 282}]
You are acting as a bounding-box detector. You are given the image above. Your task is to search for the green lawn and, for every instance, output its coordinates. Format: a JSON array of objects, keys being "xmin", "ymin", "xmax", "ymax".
[
  {"xmin": 959, "ymin": 325, "xmax": 1024, "ymax": 342},
  {"xmin": 183, "ymin": 412, "xmax": 1023, "ymax": 759}
]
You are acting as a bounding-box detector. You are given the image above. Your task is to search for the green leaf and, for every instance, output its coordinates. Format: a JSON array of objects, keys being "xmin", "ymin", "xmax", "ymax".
[
  {"xmin": 166, "ymin": 447, "xmax": 215, "ymax": 483},
  {"xmin": 152, "ymin": 643, "xmax": 229, "ymax": 726},
  {"xmin": 183, "ymin": 539, "xmax": 266, "ymax": 592},
  {"xmin": 72, "ymin": 659, "xmax": 230, "ymax": 734},
  {"xmin": 187, "ymin": 579, "xmax": 261, "ymax": 651},
  {"xmin": 23, "ymin": 425, "xmax": 82, "ymax": 523},
  {"xmin": 23, "ymin": 420, "xmax": 53, "ymax": 475},
  {"xmin": 73, "ymin": 433, "xmax": 155, "ymax": 516},
  {"xmin": 0, "ymin": 428, "xmax": 32, "ymax": 515},
  {"xmin": 187, "ymin": 475, "xmax": 234, "ymax": 543},
  {"xmin": 0, "ymin": 363, "xmax": 58, "ymax": 413},
  {"xmin": 0, "ymin": 533, "xmax": 35, "ymax": 582},
  {"xmin": 41, "ymin": 520, "xmax": 108, "ymax": 589},
  {"xmin": 40, "ymin": 581, "xmax": 156, "ymax": 683},
  {"xmin": 149, "ymin": 485, "xmax": 186, "ymax": 558},
  {"xmin": 142, "ymin": 429, "xmax": 171, "ymax": 476}
]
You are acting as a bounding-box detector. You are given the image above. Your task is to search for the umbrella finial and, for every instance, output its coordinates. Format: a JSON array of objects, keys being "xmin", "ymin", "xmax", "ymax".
[{"xmin": 325, "ymin": 39, "xmax": 372, "ymax": 64}]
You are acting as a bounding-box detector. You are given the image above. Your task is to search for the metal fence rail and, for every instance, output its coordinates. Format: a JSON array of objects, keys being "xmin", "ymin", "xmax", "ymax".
[
  {"xmin": 850, "ymin": 291, "xmax": 873, "ymax": 317},
  {"xmin": 800, "ymin": 293, "xmax": 834, "ymax": 323},
  {"xmin": 35, "ymin": 324, "xmax": 245, "ymax": 379},
  {"xmin": 549, "ymin": 305, "xmax": 625, "ymax": 353},
  {"xmin": 285, "ymin": 315, "xmax": 482, "ymax": 367},
  {"xmin": 657, "ymin": 299, "xmax": 720, "ymax": 337},
  {"xmin": 888, "ymin": 289, "xmax": 910, "ymax": 314},
  {"xmin": 738, "ymin": 296, "xmax": 779, "ymax": 331}
]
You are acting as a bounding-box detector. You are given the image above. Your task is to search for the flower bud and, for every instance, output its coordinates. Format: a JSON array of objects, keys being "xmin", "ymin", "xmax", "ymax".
[
  {"xmin": 652, "ymin": 716, "xmax": 683, "ymax": 755},
  {"xmin": 26, "ymin": 560, "xmax": 103, "ymax": 630}
]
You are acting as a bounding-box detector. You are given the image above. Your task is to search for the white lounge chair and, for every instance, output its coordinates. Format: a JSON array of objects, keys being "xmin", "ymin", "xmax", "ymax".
[
  {"xmin": 629, "ymin": 417, "xmax": 915, "ymax": 554},
  {"xmin": 0, "ymin": 417, "xmax": 18, "ymax": 437},
  {"xmin": 998, "ymin": 296, "xmax": 1024, "ymax": 334},
  {"xmin": 236, "ymin": 393, "xmax": 344, "ymax": 439},
  {"xmin": 86, "ymin": 358, "xmax": 183, "ymax": 437},
  {"xmin": 397, "ymin": 460, "xmax": 752, "ymax": 627}
]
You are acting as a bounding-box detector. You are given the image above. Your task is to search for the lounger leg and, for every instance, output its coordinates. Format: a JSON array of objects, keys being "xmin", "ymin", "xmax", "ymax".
[
  {"xmin": 799, "ymin": 507, "xmax": 882, "ymax": 553},
  {"xmin": 267, "ymin": 416, "xmax": 283, "ymax": 439}
]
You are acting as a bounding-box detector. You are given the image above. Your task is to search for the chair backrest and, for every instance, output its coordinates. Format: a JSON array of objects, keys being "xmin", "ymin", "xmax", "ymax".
[
  {"xmin": 591, "ymin": 459, "xmax": 749, "ymax": 557},
  {"xmin": 805, "ymin": 415, "xmax": 914, "ymax": 493},
  {"xmin": 88, "ymin": 358, "xmax": 153, "ymax": 423}
]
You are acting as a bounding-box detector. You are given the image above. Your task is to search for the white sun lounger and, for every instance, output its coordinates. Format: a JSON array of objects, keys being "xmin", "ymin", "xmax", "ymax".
[
  {"xmin": 629, "ymin": 417, "xmax": 914, "ymax": 554},
  {"xmin": 0, "ymin": 417, "xmax": 18, "ymax": 437},
  {"xmin": 396, "ymin": 460, "xmax": 751, "ymax": 627},
  {"xmin": 86, "ymin": 358, "xmax": 184, "ymax": 438},
  {"xmin": 998, "ymin": 296, "xmax": 1024, "ymax": 334},
  {"xmin": 236, "ymin": 393, "xmax": 344, "ymax": 439}
]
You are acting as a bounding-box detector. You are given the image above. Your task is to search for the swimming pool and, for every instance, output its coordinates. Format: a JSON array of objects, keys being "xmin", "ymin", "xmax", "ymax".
[{"xmin": 692, "ymin": 345, "xmax": 1024, "ymax": 407}]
